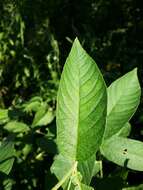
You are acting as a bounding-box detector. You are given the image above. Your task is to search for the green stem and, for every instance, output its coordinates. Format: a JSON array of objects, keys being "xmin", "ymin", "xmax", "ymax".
[
  {"xmin": 99, "ymin": 161, "xmax": 103, "ymax": 178},
  {"xmin": 67, "ymin": 178, "xmax": 72, "ymax": 190}
]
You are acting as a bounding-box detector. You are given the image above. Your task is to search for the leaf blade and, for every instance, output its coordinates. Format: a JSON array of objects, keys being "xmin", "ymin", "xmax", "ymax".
[
  {"xmin": 101, "ymin": 136, "xmax": 143, "ymax": 171},
  {"xmin": 57, "ymin": 38, "xmax": 107, "ymax": 161},
  {"xmin": 104, "ymin": 69, "xmax": 141, "ymax": 139}
]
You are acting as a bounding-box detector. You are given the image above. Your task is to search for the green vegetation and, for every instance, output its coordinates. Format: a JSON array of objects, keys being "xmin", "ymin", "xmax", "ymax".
[
  {"xmin": 0, "ymin": 1, "xmax": 143, "ymax": 190},
  {"xmin": 51, "ymin": 39, "xmax": 142, "ymax": 189}
]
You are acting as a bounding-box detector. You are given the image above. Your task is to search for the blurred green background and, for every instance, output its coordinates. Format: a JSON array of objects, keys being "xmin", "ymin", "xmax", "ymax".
[{"xmin": 0, "ymin": 0, "xmax": 143, "ymax": 189}]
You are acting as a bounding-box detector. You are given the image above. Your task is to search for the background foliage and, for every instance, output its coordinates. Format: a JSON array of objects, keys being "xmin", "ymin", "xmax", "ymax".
[{"xmin": 0, "ymin": 0, "xmax": 143, "ymax": 189}]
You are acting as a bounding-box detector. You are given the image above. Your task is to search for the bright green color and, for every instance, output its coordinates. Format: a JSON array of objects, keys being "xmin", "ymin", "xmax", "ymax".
[
  {"xmin": 51, "ymin": 38, "xmax": 142, "ymax": 190},
  {"xmin": 56, "ymin": 38, "xmax": 107, "ymax": 161},
  {"xmin": 103, "ymin": 69, "xmax": 141, "ymax": 139},
  {"xmin": 101, "ymin": 136, "xmax": 143, "ymax": 171},
  {"xmin": 52, "ymin": 38, "xmax": 107, "ymax": 189}
]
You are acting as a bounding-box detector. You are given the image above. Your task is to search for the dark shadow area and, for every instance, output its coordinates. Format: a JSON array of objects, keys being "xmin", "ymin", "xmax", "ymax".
[{"xmin": 92, "ymin": 176, "xmax": 124, "ymax": 190}]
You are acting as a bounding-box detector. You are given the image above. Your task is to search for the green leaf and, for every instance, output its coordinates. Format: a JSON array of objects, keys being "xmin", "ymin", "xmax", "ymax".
[
  {"xmin": 0, "ymin": 109, "xmax": 9, "ymax": 125},
  {"xmin": 91, "ymin": 160, "xmax": 101, "ymax": 177},
  {"xmin": 56, "ymin": 38, "xmax": 107, "ymax": 161},
  {"xmin": 3, "ymin": 178, "xmax": 13, "ymax": 190},
  {"xmin": 0, "ymin": 139, "xmax": 15, "ymax": 174},
  {"xmin": 4, "ymin": 121, "xmax": 30, "ymax": 133},
  {"xmin": 103, "ymin": 69, "xmax": 141, "ymax": 139},
  {"xmin": 100, "ymin": 136, "xmax": 143, "ymax": 171}
]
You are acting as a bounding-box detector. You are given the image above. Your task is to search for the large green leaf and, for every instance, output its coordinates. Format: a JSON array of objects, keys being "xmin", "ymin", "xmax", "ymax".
[
  {"xmin": 100, "ymin": 136, "xmax": 143, "ymax": 171},
  {"xmin": 56, "ymin": 38, "xmax": 107, "ymax": 161},
  {"xmin": 0, "ymin": 139, "xmax": 15, "ymax": 174},
  {"xmin": 103, "ymin": 69, "xmax": 141, "ymax": 139}
]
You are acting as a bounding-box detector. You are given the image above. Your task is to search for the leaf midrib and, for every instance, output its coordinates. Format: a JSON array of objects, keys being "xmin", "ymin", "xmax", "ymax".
[{"xmin": 75, "ymin": 48, "xmax": 81, "ymax": 161}]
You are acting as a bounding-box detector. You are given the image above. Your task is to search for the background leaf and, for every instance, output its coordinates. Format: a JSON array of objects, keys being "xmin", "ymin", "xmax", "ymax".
[
  {"xmin": 0, "ymin": 139, "xmax": 15, "ymax": 175},
  {"xmin": 4, "ymin": 121, "xmax": 30, "ymax": 133},
  {"xmin": 0, "ymin": 109, "xmax": 9, "ymax": 125},
  {"xmin": 32, "ymin": 104, "xmax": 55, "ymax": 128}
]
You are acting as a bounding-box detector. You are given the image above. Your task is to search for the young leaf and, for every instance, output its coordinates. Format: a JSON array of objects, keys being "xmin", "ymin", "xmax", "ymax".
[
  {"xmin": 0, "ymin": 139, "xmax": 15, "ymax": 174},
  {"xmin": 56, "ymin": 38, "xmax": 107, "ymax": 161},
  {"xmin": 100, "ymin": 136, "xmax": 143, "ymax": 171},
  {"xmin": 103, "ymin": 69, "xmax": 141, "ymax": 139}
]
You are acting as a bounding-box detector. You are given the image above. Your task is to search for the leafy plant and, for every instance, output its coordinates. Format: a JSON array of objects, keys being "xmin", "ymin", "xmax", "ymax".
[
  {"xmin": 51, "ymin": 38, "xmax": 141, "ymax": 189},
  {"xmin": 0, "ymin": 38, "xmax": 142, "ymax": 190}
]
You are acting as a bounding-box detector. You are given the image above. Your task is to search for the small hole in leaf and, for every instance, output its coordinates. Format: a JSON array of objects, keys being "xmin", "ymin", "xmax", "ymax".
[{"xmin": 123, "ymin": 149, "xmax": 127, "ymax": 154}]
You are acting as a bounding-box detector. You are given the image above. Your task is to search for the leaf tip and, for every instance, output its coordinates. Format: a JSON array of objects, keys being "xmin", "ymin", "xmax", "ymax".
[
  {"xmin": 73, "ymin": 37, "xmax": 82, "ymax": 48},
  {"xmin": 133, "ymin": 67, "xmax": 137, "ymax": 73}
]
